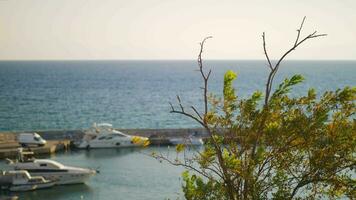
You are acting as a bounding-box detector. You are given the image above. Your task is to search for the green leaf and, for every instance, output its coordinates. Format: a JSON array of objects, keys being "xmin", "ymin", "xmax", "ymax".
[
  {"xmin": 273, "ymin": 74, "xmax": 305, "ymax": 98},
  {"xmin": 223, "ymin": 70, "xmax": 237, "ymax": 100}
]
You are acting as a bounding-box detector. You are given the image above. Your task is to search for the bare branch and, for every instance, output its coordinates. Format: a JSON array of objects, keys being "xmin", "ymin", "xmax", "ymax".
[
  {"xmin": 197, "ymin": 36, "xmax": 212, "ymax": 118},
  {"xmin": 207, "ymin": 69, "xmax": 212, "ymax": 80},
  {"xmin": 263, "ymin": 17, "xmax": 327, "ymax": 106},
  {"xmin": 262, "ymin": 32, "xmax": 273, "ymax": 71},
  {"xmin": 177, "ymin": 95, "xmax": 181, "ymax": 103},
  {"xmin": 169, "ymin": 102, "xmax": 174, "ymax": 111},
  {"xmin": 294, "ymin": 16, "xmax": 306, "ymax": 46},
  {"xmin": 198, "ymin": 36, "xmax": 213, "ymax": 80},
  {"xmin": 153, "ymin": 154, "xmax": 212, "ymax": 180},
  {"xmin": 168, "ymin": 37, "xmax": 212, "ymax": 130},
  {"xmin": 169, "ymin": 36, "xmax": 236, "ymax": 199},
  {"xmin": 171, "ymin": 110, "xmax": 206, "ymax": 128},
  {"xmin": 191, "ymin": 106, "xmax": 203, "ymax": 120},
  {"xmin": 176, "ymin": 95, "xmax": 184, "ymax": 112},
  {"xmin": 204, "ymin": 166, "xmax": 225, "ymax": 180}
]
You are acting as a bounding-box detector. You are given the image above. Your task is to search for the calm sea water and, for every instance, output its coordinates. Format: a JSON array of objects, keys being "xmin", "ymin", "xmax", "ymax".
[
  {"xmin": 0, "ymin": 60, "xmax": 355, "ymax": 131},
  {"xmin": 0, "ymin": 60, "xmax": 355, "ymax": 199},
  {"xmin": 0, "ymin": 147, "xmax": 188, "ymax": 200}
]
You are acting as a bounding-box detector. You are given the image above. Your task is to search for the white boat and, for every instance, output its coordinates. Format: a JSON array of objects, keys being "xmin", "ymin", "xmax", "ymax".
[
  {"xmin": 10, "ymin": 185, "xmax": 36, "ymax": 192},
  {"xmin": 6, "ymin": 170, "xmax": 55, "ymax": 192},
  {"xmin": 7, "ymin": 155, "xmax": 96, "ymax": 185},
  {"xmin": 169, "ymin": 135, "xmax": 204, "ymax": 145},
  {"xmin": 77, "ymin": 123, "xmax": 149, "ymax": 149}
]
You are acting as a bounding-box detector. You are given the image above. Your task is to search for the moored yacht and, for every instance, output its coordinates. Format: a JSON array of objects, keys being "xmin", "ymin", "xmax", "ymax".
[
  {"xmin": 77, "ymin": 123, "xmax": 149, "ymax": 149},
  {"xmin": 1, "ymin": 170, "xmax": 55, "ymax": 192},
  {"xmin": 7, "ymin": 152, "xmax": 96, "ymax": 185}
]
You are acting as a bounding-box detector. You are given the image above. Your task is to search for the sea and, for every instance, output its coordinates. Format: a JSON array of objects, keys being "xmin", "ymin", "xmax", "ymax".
[{"xmin": 0, "ymin": 60, "xmax": 355, "ymax": 199}]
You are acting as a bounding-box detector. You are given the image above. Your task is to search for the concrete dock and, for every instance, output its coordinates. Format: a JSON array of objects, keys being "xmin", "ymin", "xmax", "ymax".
[
  {"xmin": 0, "ymin": 140, "xmax": 71, "ymax": 159},
  {"xmin": 0, "ymin": 128, "xmax": 207, "ymax": 159}
]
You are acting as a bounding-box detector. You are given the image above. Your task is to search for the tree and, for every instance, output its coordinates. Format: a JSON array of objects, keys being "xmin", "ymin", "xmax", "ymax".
[{"xmin": 153, "ymin": 17, "xmax": 356, "ymax": 199}]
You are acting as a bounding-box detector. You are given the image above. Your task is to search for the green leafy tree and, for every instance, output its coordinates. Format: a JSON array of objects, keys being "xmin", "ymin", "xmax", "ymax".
[{"xmin": 154, "ymin": 17, "xmax": 355, "ymax": 199}]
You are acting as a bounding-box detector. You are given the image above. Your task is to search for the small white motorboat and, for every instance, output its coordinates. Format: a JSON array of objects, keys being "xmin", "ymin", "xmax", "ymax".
[
  {"xmin": 169, "ymin": 135, "xmax": 204, "ymax": 145},
  {"xmin": 6, "ymin": 170, "xmax": 55, "ymax": 192},
  {"xmin": 77, "ymin": 123, "xmax": 149, "ymax": 149}
]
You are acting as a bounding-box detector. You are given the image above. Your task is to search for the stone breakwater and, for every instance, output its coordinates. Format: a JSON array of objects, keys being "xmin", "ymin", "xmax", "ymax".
[
  {"xmin": 0, "ymin": 128, "xmax": 207, "ymax": 158},
  {"xmin": 1, "ymin": 128, "xmax": 207, "ymax": 141}
]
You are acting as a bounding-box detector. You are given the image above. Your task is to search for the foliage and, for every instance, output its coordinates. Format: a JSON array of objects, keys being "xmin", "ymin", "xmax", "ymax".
[
  {"xmin": 164, "ymin": 18, "xmax": 355, "ymax": 199},
  {"xmin": 181, "ymin": 73, "xmax": 355, "ymax": 199},
  {"xmin": 182, "ymin": 171, "xmax": 229, "ymax": 200}
]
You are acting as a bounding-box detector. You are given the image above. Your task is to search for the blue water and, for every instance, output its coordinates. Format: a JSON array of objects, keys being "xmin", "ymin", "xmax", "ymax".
[
  {"xmin": 0, "ymin": 147, "xmax": 188, "ymax": 200},
  {"xmin": 0, "ymin": 60, "xmax": 355, "ymax": 131},
  {"xmin": 0, "ymin": 60, "xmax": 355, "ymax": 199}
]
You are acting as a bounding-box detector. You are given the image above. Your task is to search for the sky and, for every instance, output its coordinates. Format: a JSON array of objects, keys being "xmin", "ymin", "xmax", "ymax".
[{"xmin": 0, "ymin": 0, "xmax": 355, "ymax": 60}]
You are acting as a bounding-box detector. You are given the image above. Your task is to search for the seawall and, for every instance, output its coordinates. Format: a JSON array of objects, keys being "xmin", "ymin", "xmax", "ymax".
[
  {"xmin": 0, "ymin": 128, "xmax": 207, "ymax": 159},
  {"xmin": 0, "ymin": 128, "xmax": 207, "ymax": 141}
]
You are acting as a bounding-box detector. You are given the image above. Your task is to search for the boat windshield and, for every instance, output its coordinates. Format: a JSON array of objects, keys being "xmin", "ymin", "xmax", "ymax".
[
  {"xmin": 28, "ymin": 177, "xmax": 45, "ymax": 183},
  {"xmin": 36, "ymin": 160, "xmax": 65, "ymax": 169},
  {"xmin": 112, "ymin": 130, "xmax": 128, "ymax": 136},
  {"xmin": 98, "ymin": 133, "xmax": 126, "ymax": 140},
  {"xmin": 96, "ymin": 123, "xmax": 113, "ymax": 127}
]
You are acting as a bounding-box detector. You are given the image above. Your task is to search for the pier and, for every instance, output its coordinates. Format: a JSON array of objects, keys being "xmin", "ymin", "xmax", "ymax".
[
  {"xmin": 0, "ymin": 139, "xmax": 71, "ymax": 159},
  {"xmin": 0, "ymin": 128, "xmax": 206, "ymax": 159}
]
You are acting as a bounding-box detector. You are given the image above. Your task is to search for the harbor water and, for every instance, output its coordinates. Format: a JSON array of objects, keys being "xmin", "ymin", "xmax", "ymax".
[
  {"xmin": 0, "ymin": 60, "xmax": 355, "ymax": 199},
  {"xmin": 0, "ymin": 147, "xmax": 189, "ymax": 200}
]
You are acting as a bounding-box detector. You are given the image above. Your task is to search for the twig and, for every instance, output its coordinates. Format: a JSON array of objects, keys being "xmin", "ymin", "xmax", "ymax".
[{"xmin": 263, "ymin": 17, "xmax": 327, "ymax": 106}]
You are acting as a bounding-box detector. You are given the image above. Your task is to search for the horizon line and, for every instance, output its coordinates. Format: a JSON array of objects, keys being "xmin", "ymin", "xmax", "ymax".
[{"xmin": 1, "ymin": 59, "xmax": 356, "ymax": 62}]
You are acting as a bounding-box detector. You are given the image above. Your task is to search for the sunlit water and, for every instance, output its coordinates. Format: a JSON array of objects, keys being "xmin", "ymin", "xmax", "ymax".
[
  {"xmin": 0, "ymin": 60, "xmax": 355, "ymax": 131},
  {"xmin": 0, "ymin": 60, "xmax": 355, "ymax": 199}
]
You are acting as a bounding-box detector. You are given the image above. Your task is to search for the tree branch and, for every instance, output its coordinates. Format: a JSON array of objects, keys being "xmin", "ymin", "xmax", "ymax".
[
  {"xmin": 198, "ymin": 36, "xmax": 213, "ymax": 119},
  {"xmin": 262, "ymin": 32, "xmax": 273, "ymax": 71},
  {"xmin": 294, "ymin": 16, "xmax": 306, "ymax": 46},
  {"xmin": 263, "ymin": 17, "xmax": 327, "ymax": 106},
  {"xmin": 171, "ymin": 110, "xmax": 206, "ymax": 128},
  {"xmin": 191, "ymin": 106, "xmax": 203, "ymax": 120}
]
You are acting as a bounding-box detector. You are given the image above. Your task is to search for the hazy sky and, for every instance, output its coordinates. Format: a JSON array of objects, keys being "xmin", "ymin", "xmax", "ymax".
[{"xmin": 0, "ymin": 0, "xmax": 355, "ymax": 60}]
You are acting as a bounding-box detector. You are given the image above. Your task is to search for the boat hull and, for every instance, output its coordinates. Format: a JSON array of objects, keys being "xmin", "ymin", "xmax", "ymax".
[
  {"xmin": 77, "ymin": 143, "xmax": 142, "ymax": 149},
  {"xmin": 35, "ymin": 181, "xmax": 56, "ymax": 189},
  {"xmin": 9, "ymin": 181, "xmax": 55, "ymax": 192},
  {"xmin": 9, "ymin": 185, "xmax": 36, "ymax": 192},
  {"xmin": 169, "ymin": 138, "xmax": 204, "ymax": 145},
  {"xmin": 26, "ymin": 172, "xmax": 94, "ymax": 185},
  {"xmin": 77, "ymin": 138, "xmax": 147, "ymax": 149}
]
